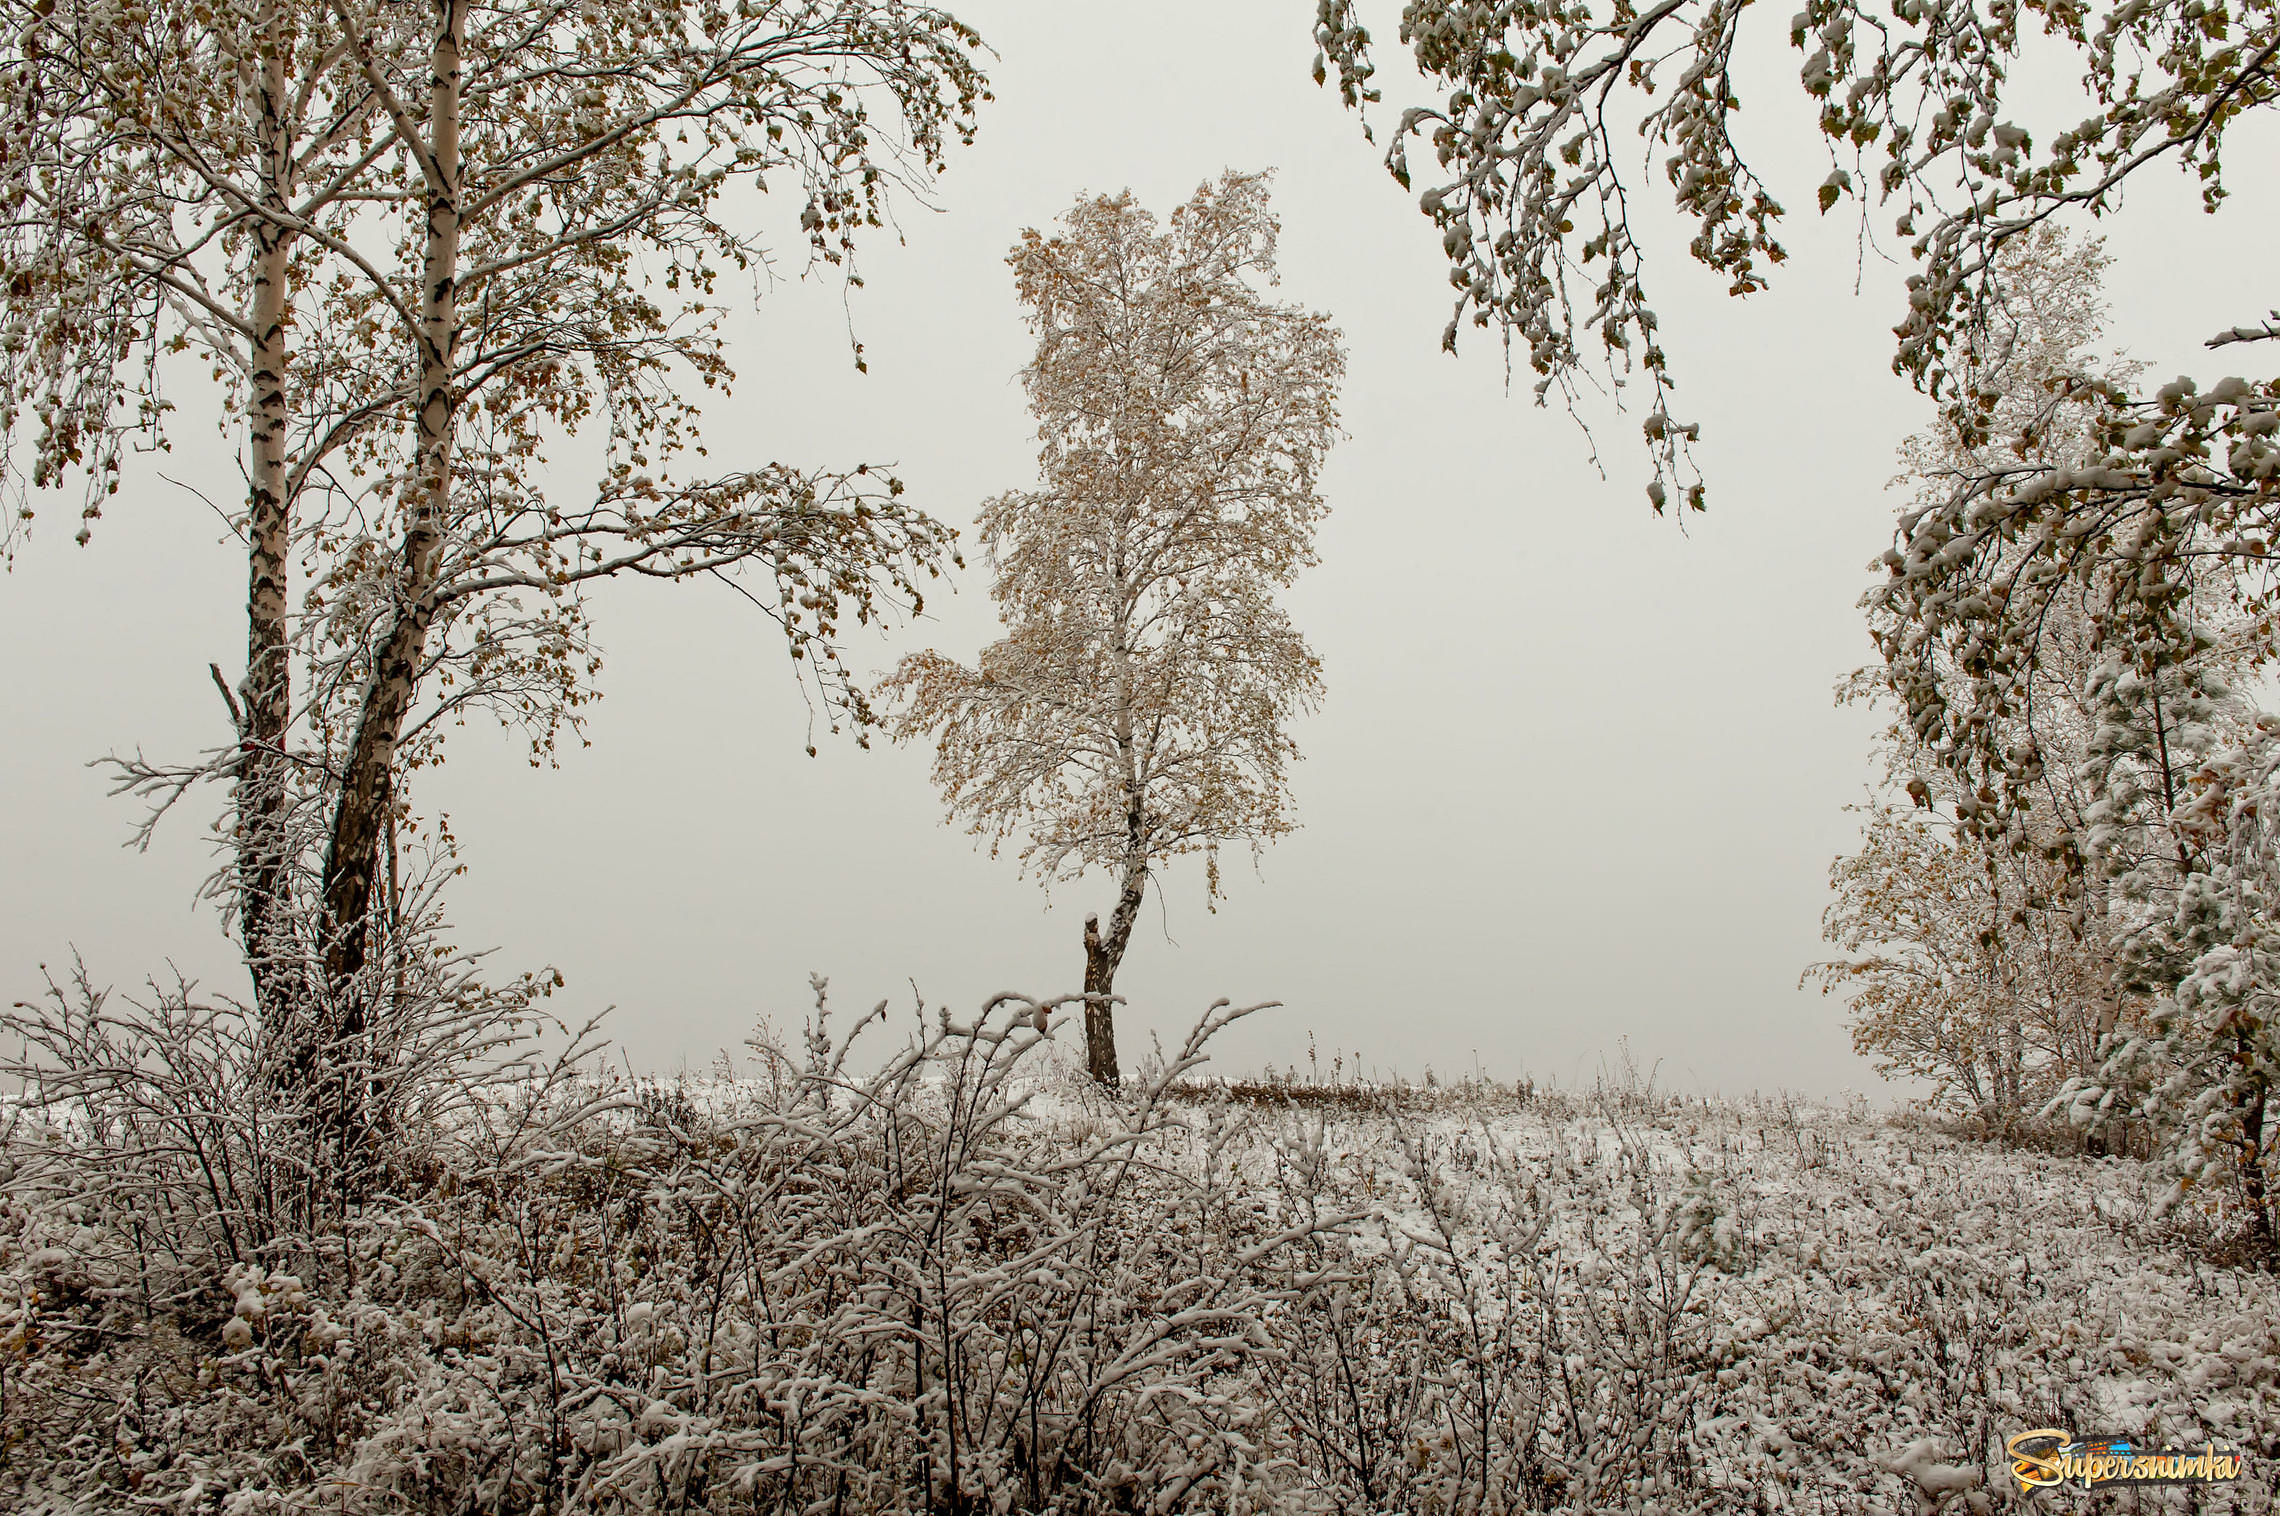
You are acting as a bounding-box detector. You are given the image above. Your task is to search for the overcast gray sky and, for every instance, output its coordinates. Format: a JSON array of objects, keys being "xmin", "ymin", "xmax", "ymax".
[{"xmin": 6, "ymin": 1, "xmax": 2273, "ymax": 1097}]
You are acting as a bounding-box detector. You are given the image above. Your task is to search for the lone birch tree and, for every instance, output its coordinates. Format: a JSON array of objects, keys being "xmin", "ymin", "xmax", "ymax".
[{"xmin": 886, "ymin": 173, "xmax": 1343, "ymax": 1086}]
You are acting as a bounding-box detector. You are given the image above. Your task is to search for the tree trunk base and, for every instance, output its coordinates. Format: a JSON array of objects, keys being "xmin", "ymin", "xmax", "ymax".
[{"xmin": 1081, "ymin": 913, "xmax": 1120, "ymax": 1088}]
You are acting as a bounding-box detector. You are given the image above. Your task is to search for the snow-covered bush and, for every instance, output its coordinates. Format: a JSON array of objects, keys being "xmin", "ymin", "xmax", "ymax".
[
  {"xmin": 2053, "ymin": 720, "xmax": 2280, "ymax": 1261},
  {"xmin": 1669, "ymin": 1172, "xmax": 1752, "ymax": 1274},
  {"xmin": 0, "ymin": 981, "xmax": 1360, "ymax": 1513},
  {"xmin": 0, "ymin": 933, "xmax": 606, "ymax": 1513}
]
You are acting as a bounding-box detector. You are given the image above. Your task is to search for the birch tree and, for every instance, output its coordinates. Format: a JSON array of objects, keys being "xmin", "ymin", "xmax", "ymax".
[
  {"xmin": 1816, "ymin": 233, "xmax": 2170, "ymax": 1125},
  {"xmin": 1, "ymin": 0, "xmax": 399, "ymax": 1032},
  {"xmin": 1793, "ymin": 225, "xmax": 2278, "ymax": 1233},
  {"xmin": 296, "ymin": 0, "xmax": 983, "ymax": 1036},
  {"xmin": 3, "ymin": 0, "xmax": 986, "ymax": 1161},
  {"xmin": 1808, "ymin": 789, "xmax": 2134, "ymax": 1121},
  {"xmin": 887, "ymin": 174, "xmax": 1344, "ymax": 1086}
]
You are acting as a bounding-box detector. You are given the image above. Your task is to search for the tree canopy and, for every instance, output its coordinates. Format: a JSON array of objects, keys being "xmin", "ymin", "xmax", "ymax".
[
  {"xmin": 887, "ymin": 172, "xmax": 1344, "ymax": 1084},
  {"xmin": 1311, "ymin": 0, "xmax": 2278, "ymax": 508}
]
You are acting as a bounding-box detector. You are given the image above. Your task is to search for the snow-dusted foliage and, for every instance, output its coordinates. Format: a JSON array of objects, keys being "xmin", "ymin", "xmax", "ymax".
[
  {"xmin": 2055, "ymin": 724, "xmax": 2280, "ymax": 1256},
  {"xmin": 885, "ymin": 173, "xmax": 1344, "ymax": 1084},
  {"xmin": 1310, "ymin": 0, "xmax": 2278, "ymax": 513},
  {"xmin": 0, "ymin": 982, "xmax": 1345, "ymax": 1514},
  {"xmin": 1810, "ymin": 229, "xmax": 2278, "ymax": 1246},
  {"xmin": 1807, "ymin": 800, "xmax": 2129, "ymax": 1123},
  {"xmin": 8, "ymin": 973, "xmax": 2278, "ymax": 1513},
  {"xmin": 1813, "ymin": 236, "xmax": 2137, "ymax": 1127}
]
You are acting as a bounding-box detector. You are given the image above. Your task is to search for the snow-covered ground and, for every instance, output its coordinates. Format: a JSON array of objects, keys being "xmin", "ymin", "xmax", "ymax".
[
  {"xmin": 10, "ymin": 1022, "xmax": 2275, "ymax": 1513},
  {"xmin": 1082, "ymin": 1069, "xmax": 2280, "ymax": 1511},
  {"xmin": 575, "ymin": 1048, "xmax": 2280, "ymax": 1509}
]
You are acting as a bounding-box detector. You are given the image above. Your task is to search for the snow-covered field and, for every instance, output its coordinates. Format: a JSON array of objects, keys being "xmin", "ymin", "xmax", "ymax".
[
  {"xmin": 1196, "ymin": 1081, "xmax": 2280, "ymax": 1511},
  {"xmin": 8, "ymin": 1014, "xmax": 2276, "ymax": 1513}
]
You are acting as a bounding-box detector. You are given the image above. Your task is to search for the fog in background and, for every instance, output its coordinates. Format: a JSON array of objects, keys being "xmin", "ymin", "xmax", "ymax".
[{"xmin": 6, "ymin": 1, "xmax": 2272, "ymax": 1097}]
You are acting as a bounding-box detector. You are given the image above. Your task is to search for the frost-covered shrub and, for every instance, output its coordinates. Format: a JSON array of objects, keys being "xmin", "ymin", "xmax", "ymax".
[
  {"xmin": 1252, "ymin": 1123, "xmax": 1720, "ymax": 1512},
  {"xmin": 0, "ymin": 943, "xmax": 606, "ymax": 1514},
  {"xmin": 2048, "ymin": 721, "xmax": 2280, "ymax": 1262},
  {"xmin": 0, "ymin": 984, "xmax": 1346, "ymax": 1513},
  {"xmin": 1669, "ymin": 1172, "xmax": 1751, "ymax": 1274}
]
